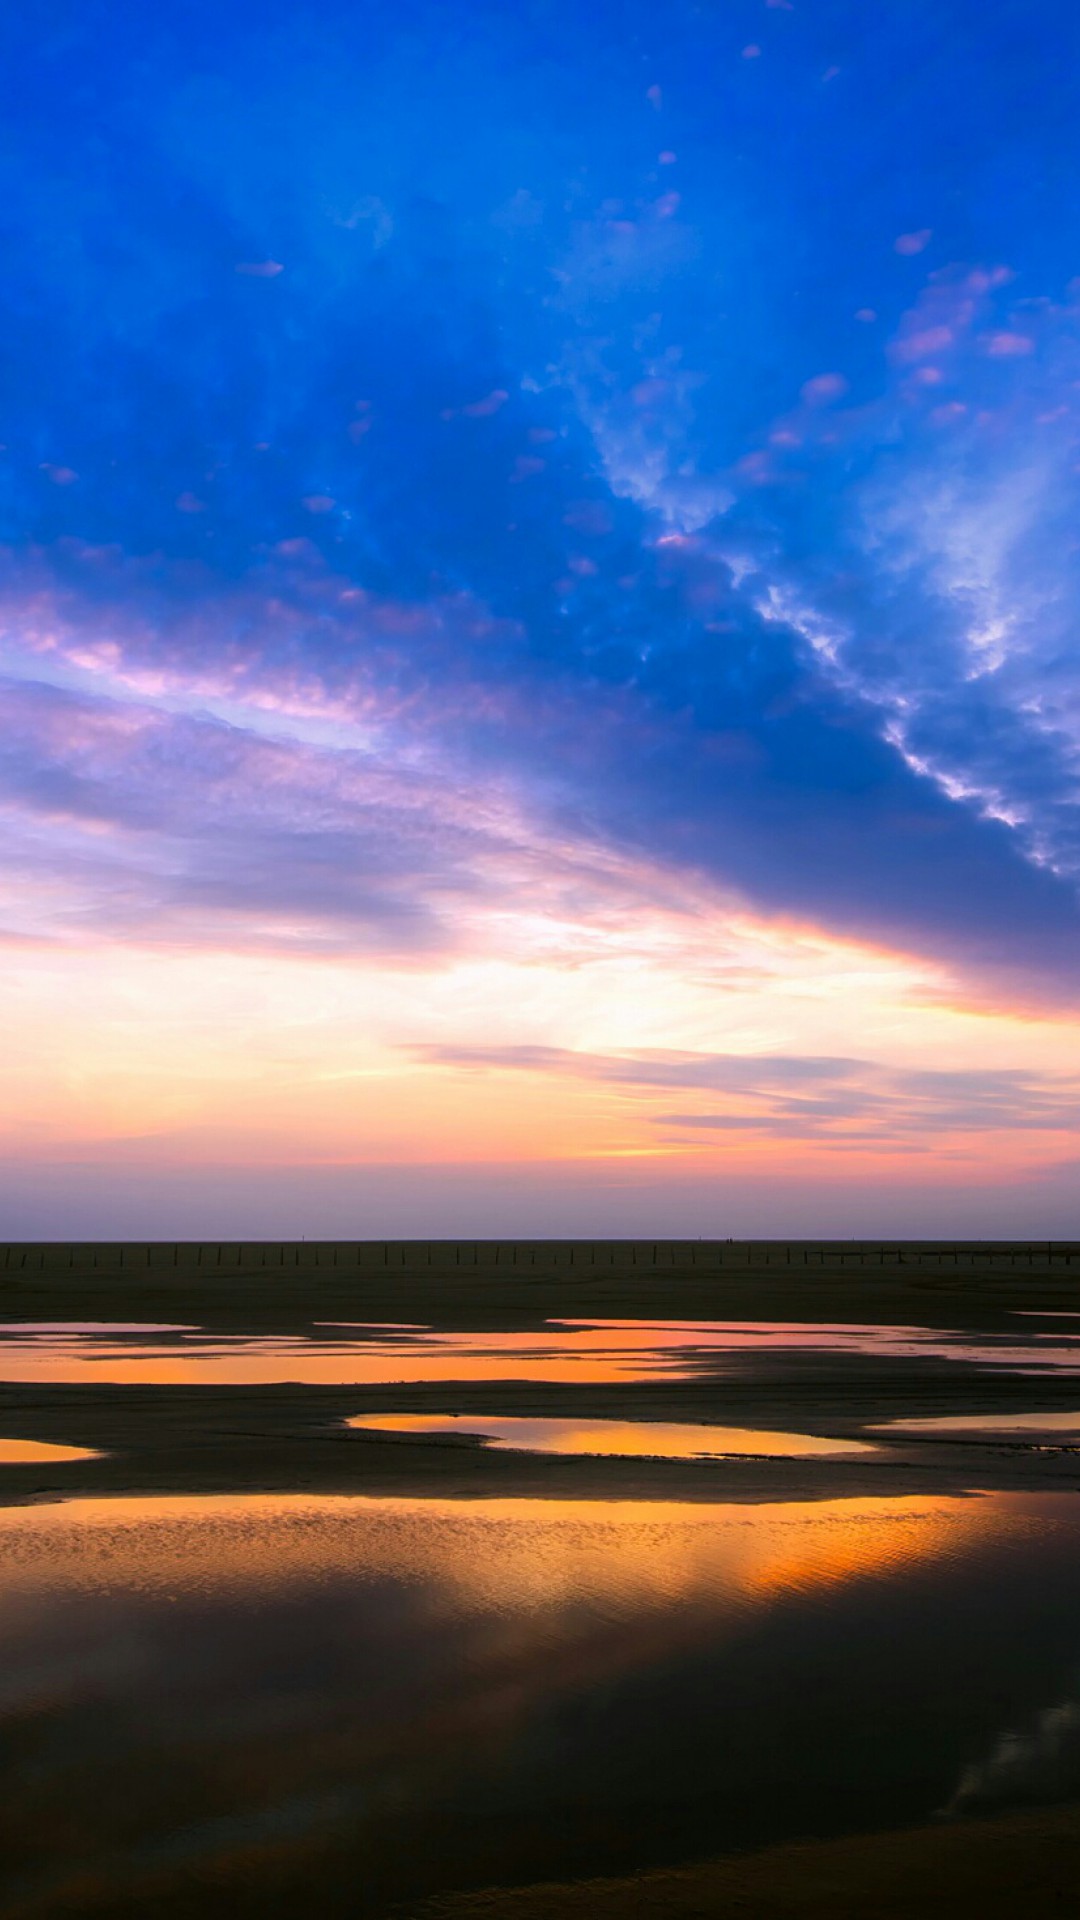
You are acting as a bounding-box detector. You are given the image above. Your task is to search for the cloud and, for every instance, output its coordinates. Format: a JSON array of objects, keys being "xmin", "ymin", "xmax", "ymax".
[
  {"xmin": 701, "ymin": 271, "xmax": 1080, "ymax": 982},
  {"xmin": 0, "ymin": 0, "xmax": 1079, "ymax": 1014},
  {"xmin": 981, "ymin": 329, "xmax": 1035, "ymax": 357},
  {"xmin": 800, "ymin": 373, "xmax": 848, "ymax": 405},
  {"xmin": 894, "ymin": 230, "xmax": 933, "ymax": 256},
  {"xmin": 414, "ymin": 1044, "xmax": 1080, "ymax": 1146},
  {"xmin": 2, "ymin": 472, "xmax": 1079, "ymax": 1003},
  {"xmin": 0, "ymin": 674, "xmax": 529, "ymax": 953}
]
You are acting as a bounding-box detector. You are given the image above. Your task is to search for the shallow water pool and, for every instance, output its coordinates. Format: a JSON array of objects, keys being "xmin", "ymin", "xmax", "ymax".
[
  {"xmin": 4, "ymin": 1487, "xmax": 1080, "ymax": 1915},
  {"xmin": 346, "ymin": 1410, "xmax": 876, "ymax": 1457}
]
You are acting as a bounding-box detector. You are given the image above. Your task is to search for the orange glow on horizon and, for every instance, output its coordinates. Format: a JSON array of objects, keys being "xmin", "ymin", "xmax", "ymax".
[{"xmin": 2, "ymin": 879, "xmax": 1079, "ymax": 1190}]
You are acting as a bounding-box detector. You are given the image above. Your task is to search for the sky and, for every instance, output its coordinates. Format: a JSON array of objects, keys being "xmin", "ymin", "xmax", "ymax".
[{"xmin": 2, "ymin": 0, "xmax": 1080, "ymax": 1238}]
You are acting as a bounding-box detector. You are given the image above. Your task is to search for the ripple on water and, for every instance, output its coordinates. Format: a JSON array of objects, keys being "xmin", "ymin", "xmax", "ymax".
[{"xmin": 0, "ymin": 1488, "xmax": 1075, "ymax": 1912}]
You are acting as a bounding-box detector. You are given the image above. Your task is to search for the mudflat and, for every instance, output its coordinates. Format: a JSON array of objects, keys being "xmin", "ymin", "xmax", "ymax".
[
  {"xmin": 1, "ymin": 1240, "xmax": 1079, "ymax": 1506},
  {"xmin": 409, "ymin": 1801, "xmax": 1080, "ymax": 1920}
]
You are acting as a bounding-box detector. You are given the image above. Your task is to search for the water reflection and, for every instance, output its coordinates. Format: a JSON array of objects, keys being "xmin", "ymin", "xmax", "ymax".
[
  {"xmin": 0, "ymin": 1437, "xmax": 101, "ymax": 1464},
  {"xmin": 878, "ymin": 1411, "xmax": 1080, "ymax": 1440},
  {"xmin": 2, "ymin": 1317, "xmax": 1080, "ymax": 1386},
  {"xmin": 0, "ymin": 1489, "xmax": 1077, "ymax": 1918},
  {"xmin": 1, "ymin": 1322, "xmax": 197, "ymax": 1333},
  {"xmin": 346, "ymin": 1412, "xmax": 875, "ymax": 1458},
  {"xmin": 0, "ymin": 1488, "xmax": 998, "ymax": 1607}
]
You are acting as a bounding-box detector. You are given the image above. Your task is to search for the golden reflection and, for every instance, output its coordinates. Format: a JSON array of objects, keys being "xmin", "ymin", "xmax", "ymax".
[
  {"xmin": 3, "ymin": 1319, "xmax": 1079, "ymax": 1387},
  {"xmin": 346, "ymin": 1412, "xmax": 875, "ymax": 1458},
  {"xmin": 0, "ymin": 1489, "xmax": 1019, "ymax": 1620},
  {"xmin": 0, "ymin": 1341, "xmax": 653, "ymax": 1387},
  {"xmin": 0, "ymin": 1438, "xmax": 101, "ymax": 1464},
  {"xmin": 876, "ymin": 1411, "xmax": 1080, "ymax": 1438}
]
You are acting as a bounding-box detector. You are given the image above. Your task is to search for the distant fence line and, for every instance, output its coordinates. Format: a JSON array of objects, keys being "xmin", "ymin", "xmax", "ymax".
[{"xmin": 0, "ymin": 1240, "xmax": 1077, "ymax": 1275}]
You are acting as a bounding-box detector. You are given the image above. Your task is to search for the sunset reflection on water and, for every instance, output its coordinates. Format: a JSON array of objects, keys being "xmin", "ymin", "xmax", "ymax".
[
  {"xmin": 345, "ymin": 1411, "xmax": 875, "ymax": 1459},
  {"xmin": 2, "ymin": 1317, "xmax": 1080, "ymax": 1386},
  {"xmin": 0, "ymin": 1486, "xmax": 1013, "ymax": 1617},
  {"xmin": 1, "ymin": 1483, "xmax": 1077, "ymax": 1914},
  {"xmin": 0, "ymin": 1437, "xmax": 101, "ymax": 1464}
]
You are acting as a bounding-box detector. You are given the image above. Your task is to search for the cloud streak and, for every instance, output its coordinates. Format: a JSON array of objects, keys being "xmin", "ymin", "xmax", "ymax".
[{"xmin": 418, "ymin": 1045, "xmax": 1080, "ymax": 1147}]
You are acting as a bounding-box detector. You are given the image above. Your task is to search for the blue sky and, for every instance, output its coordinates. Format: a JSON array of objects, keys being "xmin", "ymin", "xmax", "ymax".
[{"xmin": 2, "ymin": 0, "xmax": 1079, "ymax": 1235}]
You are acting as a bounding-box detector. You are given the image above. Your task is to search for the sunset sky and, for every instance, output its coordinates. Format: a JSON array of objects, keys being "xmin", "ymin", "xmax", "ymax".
[{"xmin": 2, "ymin": 0, "xmax": 1079, "ymax": 1237}]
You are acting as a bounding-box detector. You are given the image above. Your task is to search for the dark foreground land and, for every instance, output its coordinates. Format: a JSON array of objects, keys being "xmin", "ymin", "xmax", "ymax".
[
  {"xmin": 5, "ymin": 1236, "xmax": 1079, "ymax": 1328},
  {"xmin": 411, "ymin": 1801, "xmax": 1080, "ymax": 1920}
]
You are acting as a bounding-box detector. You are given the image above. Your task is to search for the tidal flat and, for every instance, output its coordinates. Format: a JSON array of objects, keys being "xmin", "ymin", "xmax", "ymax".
[{"xmin": 2, "ymin": 1239, "xmax": 1080, "ymax": 1918}]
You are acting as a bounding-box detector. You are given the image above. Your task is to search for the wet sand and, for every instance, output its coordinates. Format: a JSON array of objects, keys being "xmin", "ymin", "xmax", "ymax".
[
  {"xmin": 408, "ymin": 1801, "xmax": 1080, "ymax": 1920},
  {"xmin": 0, "ymin": 1239, "xmax": 1079, "ymax": 1507},
  {"xmin": 6, "ymin": 1371, "xmax": 1080, "ymax": 1508}
]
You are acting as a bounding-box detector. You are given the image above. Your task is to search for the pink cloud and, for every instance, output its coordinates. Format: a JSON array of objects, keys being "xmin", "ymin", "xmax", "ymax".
[
  {"xmin": 40, "ymin": 464, "xmax": 78, "ymax": 485},
  {"xmin": 894, "ymin": 230, "xmax": 933, "ymax": 256},
  {"xmin": 890, "ymin": 324, "xmax": 954, "ymax": 364},
  {"xmin": 886, "ymin": 268, "xmax": 1000, "ymax": 376},
  {"xmin": 652, "ymin": 191, "xmax": 681, "ymax": 219},
  {"xmin": 855, "ymin": 309, "xmax": 878, "ymax": 323},
  {"xmin": 646, "ymin": 84, "xmax": 663, "ymax": 108},
  {"xmin": 742, "ymin": 43, "xmax": 762, "ymax": 58},
  {"xmin": 658, "ymin": 150, "xmax": 677, "ymax": 165},
  {"xmin": 235, "ymin": 260, "xmax": 284, "ymax": 278},
  {"xmin": 631, "ymin": 378, "xmax": 670, "ymax": 409},
  {"xmin": 800, "ymin": 372, "xmax": 849, "ymax": 406},
  {"xmin": 736, "ymin": 450, "xmax": 774, "ymax": 485},
  {"xmin": 967, "ymin": 266, "xmax": 1015, "ymax": 293},
  {"xmin": 982, "ymin": 331, "xmax": 1035, "ymax": 358},
  {"xmin": 175, "ymin": 492, "xmax": 206, "ymax": 514},
  {"xmin": 301, "ymin": 495, "xmax": 336, "ymax": 513}
]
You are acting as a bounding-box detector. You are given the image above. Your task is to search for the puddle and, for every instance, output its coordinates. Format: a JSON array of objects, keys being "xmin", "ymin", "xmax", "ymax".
[
  {"xmin": 877, "ymin": 1411, "xmax": 1080, "ymax": 1440},
  {"xmin": 346, "ymin": 1411, "xmax": 875, "ymax": 1458},
  {"xmin": 0, "ymin": 1322, "xmax": 197, "ymax": 1334},
  {"xmin": 0, "ymin": 1437, "xmax": 101, "ymax": 1464},
  {"xmin": 2, "ymin": 1488, "xmax": 1080, "ymax": 1916},
  {"xmin": 2, "ymin": 1317, "xmax": 1079, "ymax": 1386}
]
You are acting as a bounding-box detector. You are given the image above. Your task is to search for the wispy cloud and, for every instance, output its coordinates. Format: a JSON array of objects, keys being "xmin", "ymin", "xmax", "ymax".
[{"xmin": 417, "ymin": 1045, "xmax": 1080, "ymax": 1146}]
